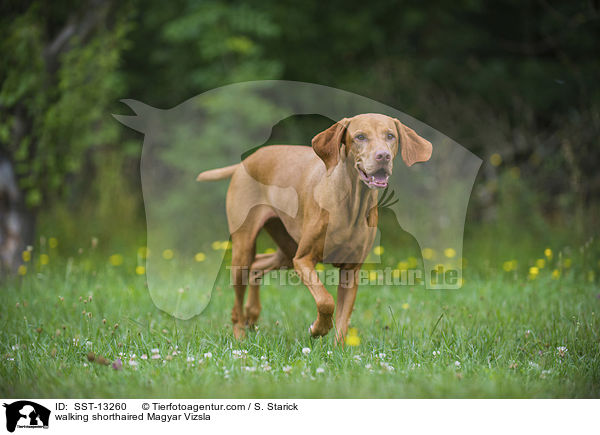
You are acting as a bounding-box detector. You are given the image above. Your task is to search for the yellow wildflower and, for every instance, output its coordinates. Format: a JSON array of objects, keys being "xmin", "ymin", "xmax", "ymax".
[
  {"xmin": 422, "ymin": 248, "xmax": 435, "ymax": 260},
  {"xmin": 444, "ymin": 248, "xmax": 456, "ymax": 258},
  {"xmin": 544, "ymin": 248, "xmax": 552, "ymax": 260},
  {"xmin": 263, "ymin": 248, "xmax": 276, "ymax": 254},
  {"xmin": 402, "ymin": 303, "xmax": 409, "ymax": 310},
  {"xmin": 346, "ymin": 335, "xmax": 360, "ymax": 346},
  {"xmin": 194, "ymin": 252, "xmax": 206, "ymax": 262},
  {"xmin": 48, "ymin": 237, "xmax": 58, "ymax": 249},
  {"xmin": 109, "ymin": 254, "xmax": 123, "ymax": 266},
  {"xmin": 551, "ymin": 269, "xmax": 560, "ymax": 280},
  {"xmin": 407, "ymin": 257, "xmax": 418, "ymax": 268},
  {"xmin": 22, "ymin": 251, "xmax": 31, "ymax": 262},
  {"xmin": 40, "ymin": 254, "xmax": 49, "ymax": 265},
  {"xmin": 397, "ymin": 261, "xmax": 409, "ymax": 271},
  {"xmin": 135, "ymin": 266, "xmax": 146, "ymax": 275},
  {"xmin": 18, "ymin": 265, "xmax": 27, "ymax": 275},
  {"xmin": 528, "ymin": 266, "xmax": 539, "ymax": 280},
  {"xmin": 315, "ymin": 263, "xmax": 325, "ymax": 271},
  {"xmin": 211, "ymin": 241, "xmax": 231, "ymax": 250},
  {"xmin": 563, "ymin": 258, "xmax": 572, "ymax": 268},
  {"xmin": 162, "ymin": 249, "xmax": 174, "ymax": 260},
  {"xmin": 502, "ymin": 261, "xmax": 513, "ymax": 272},
  {"xmin": 373, "ymin": 246, "xmax": 384, "ymax": 256},
  {"xmin": 490, "ymin": 153, "xmax": 502, "ymax": 167},
  {"xmin": 368, "ymin": 270, "xmax": 378, "ymax": 282},
  {"xmin": 345, "ymin": 328, "xmax": 361, "ymax": 346},
  {"xmin": 138, "ymin": 246, "xmax": 148, "ymax": 259},
  {"xmin": 535, "ymin": 258, "xmax": 546, "ymax": 269}
]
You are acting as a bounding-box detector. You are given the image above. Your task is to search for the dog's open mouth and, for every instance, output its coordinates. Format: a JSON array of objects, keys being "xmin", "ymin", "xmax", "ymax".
[{"xmin": 358, "ymin": 166, "xmax": 390, "ymax": 189}]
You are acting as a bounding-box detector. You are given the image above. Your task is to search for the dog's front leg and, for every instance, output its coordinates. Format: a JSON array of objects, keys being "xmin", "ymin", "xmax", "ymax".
[
  {"xmin": 335, "ymin": 266, "xmax": 360, "ymax": 344},
  {"xmin": 293, "ymin": 255, "xmax": 335, "ymax": 337}
]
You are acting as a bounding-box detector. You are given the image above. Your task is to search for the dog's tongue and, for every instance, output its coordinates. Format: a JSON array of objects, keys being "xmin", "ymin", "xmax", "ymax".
[
  {"xmin": 368, "ymin": 169, "xmax": 388, "ymax": 188},
  {"xmin": 373, "ymin": 170, "xmax": 387, "ymax": 182}
]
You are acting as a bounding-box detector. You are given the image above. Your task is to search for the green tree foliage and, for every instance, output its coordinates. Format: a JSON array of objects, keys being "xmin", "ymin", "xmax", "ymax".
[
  {"xmin": 1, "ymin": 0, "xmax": 599, "ymax": 264},
  {"xmin": 0, "ymin": 0, "xmax": 132, "ymax": 209},
  {"xmin": 123, "ymin": 0, "xmax": 282, "ymax": 107}
]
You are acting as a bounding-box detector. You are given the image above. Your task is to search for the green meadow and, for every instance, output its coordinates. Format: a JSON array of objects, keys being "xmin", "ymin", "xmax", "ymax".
[{"xmin": 2, "ymin": 221, "xmax": 598, "ymax": 398}]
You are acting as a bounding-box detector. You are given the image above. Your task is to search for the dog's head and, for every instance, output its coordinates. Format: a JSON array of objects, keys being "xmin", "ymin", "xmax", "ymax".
[{"xmin": 311, "ymin": 113, "xmax": 432, "ymax": 189}]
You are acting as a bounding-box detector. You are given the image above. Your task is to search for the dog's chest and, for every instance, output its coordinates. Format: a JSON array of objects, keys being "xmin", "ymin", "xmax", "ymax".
[{"xmin": 322, "ymin": 213, "xmax": 377, "ymax": 263}]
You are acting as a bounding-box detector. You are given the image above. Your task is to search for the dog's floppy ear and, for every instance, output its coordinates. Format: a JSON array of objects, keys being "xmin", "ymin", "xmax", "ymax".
[
  {"xmin": 395, "ymin": 119, "xmax": 433, "ymax": 167},
  {"xmin": 311, "ymin": 118, "xmax": 350, "ymax": 171}
]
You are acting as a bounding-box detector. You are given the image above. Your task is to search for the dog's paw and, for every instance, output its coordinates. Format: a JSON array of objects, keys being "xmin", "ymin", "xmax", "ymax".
[
  {"xmin": 309, "ymin": 321, "xmax": 331, "ymax": 337},
  {"xmin": 233, "ymin": 324, "xmax": 247, "ymax": 340}
]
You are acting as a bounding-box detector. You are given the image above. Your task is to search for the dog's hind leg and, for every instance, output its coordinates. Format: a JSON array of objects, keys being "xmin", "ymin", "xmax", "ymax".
[
  {"xmin": 245, "ymin": 249, "xmax": 292, "ymax": 326},
  {"xmin": 244, "ymin": 218, "xmax": 297, "ymax": 327},
  {"xmin": 230, "ymin": 231, "xmax": 255, "ymax": 339},
  {"xmin": 229, "ymin": 206, "xmax": 281, "ymax": 338}
]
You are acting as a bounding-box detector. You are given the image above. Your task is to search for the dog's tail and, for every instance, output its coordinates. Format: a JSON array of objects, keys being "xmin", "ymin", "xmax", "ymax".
[{"xmin": 196, "ymin": 164, "xmax": 240, "ymax": 182}]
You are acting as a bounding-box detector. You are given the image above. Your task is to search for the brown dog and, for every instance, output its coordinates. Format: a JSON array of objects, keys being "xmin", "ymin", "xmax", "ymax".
[{"xmin": 197, "ymin": 114, "xmax": 432, "ymax": 343}]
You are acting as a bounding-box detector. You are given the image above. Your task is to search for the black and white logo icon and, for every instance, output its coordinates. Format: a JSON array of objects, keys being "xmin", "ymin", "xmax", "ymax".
[{"xmin": 3, "ymin": 401, "xmax": 50, "ymax": 432}]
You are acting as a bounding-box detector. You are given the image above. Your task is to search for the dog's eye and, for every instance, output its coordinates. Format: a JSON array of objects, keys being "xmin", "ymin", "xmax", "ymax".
[
  {"xmin": 355, "ymin": 134, "xmax": 366, "ymax": 141},
  {"xmin": 387, "ymin": 133, "xmax": 395, "ymax": 140}
]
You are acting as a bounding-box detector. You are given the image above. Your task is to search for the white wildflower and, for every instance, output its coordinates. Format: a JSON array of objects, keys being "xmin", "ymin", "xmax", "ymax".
[{"xmin": 232, "ymin": 350, "xmax": 247, "ymax": 359}]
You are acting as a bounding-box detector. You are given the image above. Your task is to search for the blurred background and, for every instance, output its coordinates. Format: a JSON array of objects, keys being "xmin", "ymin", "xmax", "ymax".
[{"xmin": 1, "ymin": 0, "xmax": 599, "ymax": 275}]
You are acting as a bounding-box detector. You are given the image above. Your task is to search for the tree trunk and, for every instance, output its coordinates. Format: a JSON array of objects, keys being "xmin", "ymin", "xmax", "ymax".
[{"xmin": 0, "ymin": 154, "xmax": 35, "ymax": 277}]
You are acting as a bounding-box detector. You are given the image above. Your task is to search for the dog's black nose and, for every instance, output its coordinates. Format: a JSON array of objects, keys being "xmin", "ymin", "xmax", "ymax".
[{"xmin": 375, "ymin": 150, "xmax": 391, "ymax": 162}]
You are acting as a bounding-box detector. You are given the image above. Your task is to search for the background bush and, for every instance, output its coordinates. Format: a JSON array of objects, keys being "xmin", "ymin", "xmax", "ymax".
[{"xmin": 1, "ymin": 0, "xmax": 599, "ymax": 261}]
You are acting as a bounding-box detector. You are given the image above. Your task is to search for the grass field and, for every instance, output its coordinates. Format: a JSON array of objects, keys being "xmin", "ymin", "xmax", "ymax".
[{"xmin": 1, "ymin": 231, "xmax": 599, "ymax": 399}]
